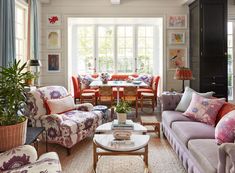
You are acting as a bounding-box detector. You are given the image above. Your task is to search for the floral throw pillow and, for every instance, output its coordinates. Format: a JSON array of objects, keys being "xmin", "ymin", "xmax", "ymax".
[
  {"xmin": 135, "ymin": 75, "xmax": 153, "ymax": 86},
  {"xmin": 183, "ymin": 93, "xmax": 225, "ymax": 126},
  {"xmin": 215, "ymin": 110, "xmax": 235, "ymax": 144},
  {"xmin": 78, "ymin": 75, "xmax": 94, "ymax": 89}
]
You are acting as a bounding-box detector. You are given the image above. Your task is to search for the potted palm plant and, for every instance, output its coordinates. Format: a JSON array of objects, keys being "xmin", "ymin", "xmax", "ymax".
[
  {"xmin": 0, "ymin": 60, "xmax": 29, "ymax": 151},
  {"xmin": 115, "ymin": 101, "xmax": 131, "ymax": 124}
]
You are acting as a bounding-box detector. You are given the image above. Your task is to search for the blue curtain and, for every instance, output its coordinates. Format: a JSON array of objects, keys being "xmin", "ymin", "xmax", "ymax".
[
  {"xmin": 0, "ymin": 0, "xmax": 16, "ymax": 67},
  {"xmin": 30, "ymin": 0, "xmax": 39, "ymax": 60}
]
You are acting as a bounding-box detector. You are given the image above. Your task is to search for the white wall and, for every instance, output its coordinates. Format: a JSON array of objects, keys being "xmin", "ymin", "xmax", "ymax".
[{"xmin": 39, "ymin": 0, "xmax": 189, "ymax": 92}]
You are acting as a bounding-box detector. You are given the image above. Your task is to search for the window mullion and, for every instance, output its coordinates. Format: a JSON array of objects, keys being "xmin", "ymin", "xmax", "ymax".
[
  {"xmin": 114, "ymin": 25, "xmax": 117, "ymax": 73},
  {"xmin": 94, "ymin": 25, "xmax": 98, "ymax": 73},
  {"xmin": 134, "ymin": 25, "xmax": 137, "ymax": 73}
]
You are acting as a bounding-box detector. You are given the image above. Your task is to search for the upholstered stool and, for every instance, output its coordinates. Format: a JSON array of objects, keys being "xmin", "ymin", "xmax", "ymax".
[
  {"xmin": 140, "ymin": 92, "xmax": 155, "ymax": 112},
  {"xmin": 93, "ymin": 105, "xmax": 109, "ymax": 122},
  {"xmin": 140, "ymin": 116, "xmax": 160, "ymax": 137},
  {"xmin": 81, "ymin": 92, "xmax": 96, "ymax": 105}
]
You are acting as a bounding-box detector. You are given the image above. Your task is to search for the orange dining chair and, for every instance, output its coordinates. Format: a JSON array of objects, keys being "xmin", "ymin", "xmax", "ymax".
[
  {"xmin": 71, "ymin": 76, "xmax": 81, "ymax": 103},
  {"xmin": 123, "ymin": 86, "xmax": 138, "ymax": 118},
  {"xmin": 98, "ymin": 86, "xmax": 114, "ymax": 107}
]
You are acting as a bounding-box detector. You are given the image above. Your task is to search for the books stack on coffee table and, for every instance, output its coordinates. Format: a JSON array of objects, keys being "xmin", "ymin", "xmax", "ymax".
[{"xmin": 111, "ymin": 119, "xmax": 134, "ymax": 130}]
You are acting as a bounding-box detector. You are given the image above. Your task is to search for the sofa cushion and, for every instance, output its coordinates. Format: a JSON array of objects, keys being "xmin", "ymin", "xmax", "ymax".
[
  {"xmin": 175, "ymin": 87, "xmax": 214, "ymax": 112},
  {"xmin": 172, "ymin": 121, "xmax": 215, "ymax": 146},
  {"xmin": 60, "ymin": 110, "xmax": 103, "ymax": 135},
  {"xmin": 162, "ymin": 111, "xmax": 192, "ymax": 128},
  {"xmin": 188, "ymin": 139, "xmax": 218, "ymax": 173},
  {"xmin": 183, "ymin": 93, "xmax": 225, "ymax": 126},
  {"xmin": 215, "ymin": 110, "xmax": 235, "ymax": 144}
]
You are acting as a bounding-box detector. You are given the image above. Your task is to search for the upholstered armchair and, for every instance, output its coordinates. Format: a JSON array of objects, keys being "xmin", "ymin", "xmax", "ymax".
[
  {"xmin": 26, "ymin": 86, "xmax": 103, "ymax": 154},
  {"xmin": 0, "ymin": 145, "xmax": 61, "ymax": 173}
]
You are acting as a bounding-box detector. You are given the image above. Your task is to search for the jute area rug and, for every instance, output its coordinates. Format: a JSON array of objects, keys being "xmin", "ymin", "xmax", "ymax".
[{"xmin": 41, "ymin": 134, "xmax": 186, "ymax": 173}]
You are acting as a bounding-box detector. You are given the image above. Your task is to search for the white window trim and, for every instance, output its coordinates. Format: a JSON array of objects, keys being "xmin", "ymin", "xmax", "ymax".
[
  {"xmin": 15, "ymin": 0, "xmax": 28, "ymax": 63},
  {"xmin": 74, "ymin": 24, "xmax": 157, "ymax": 74}
]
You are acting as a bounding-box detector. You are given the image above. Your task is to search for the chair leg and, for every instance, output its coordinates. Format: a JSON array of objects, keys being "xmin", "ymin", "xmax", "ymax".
[
  {"xmin": 141, "ymin": 96, "xmax": 143, "ymax": 111},
  {"xmin": 67, "ymin": 148, "xmax": 71, "ymax": 155},
  {"xmin": 136, "ymin": 101, "xmax": 138, "ymax": 118},
  {"xmin": 152, "ymin": 97, "xmax": 155, "ymax": 112}
]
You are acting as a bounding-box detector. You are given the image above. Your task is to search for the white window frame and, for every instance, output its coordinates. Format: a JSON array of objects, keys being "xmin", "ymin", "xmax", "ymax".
[
  {"xmin": 228, "ymin": 20, "xmax": 235, "ymax": 102},
  {"xmin": 15, "ymin": 0, "xmax": 28, "ymax": 63},
  {"xmin": 74, "ymin": 24, "xmax": 156, "ymax": 74}
]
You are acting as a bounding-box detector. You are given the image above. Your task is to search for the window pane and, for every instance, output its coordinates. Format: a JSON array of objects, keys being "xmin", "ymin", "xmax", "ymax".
[
  {"xmin": 15, "ymin": 4, "xmax": 27, "ymax": 63},
  {"xmin": 98, "ymin": 26, "xmax": 114, "ymax": 73},
  {"xmin": 227, "ymin": 22, "xmax": 233, "ymax": 100},
  {"xmin": 77, "ymin": 26, "xmax": 94, "ymax": 74},
  {"xmin": 137, "ymin": 26, "xmax": 154, "ymax": 74},
  {"xmin": 117, "ymin": 26, "xmax": 134, "ymax": 73},
  {"xmin": 228, "ymin": 22, "xmax": 233, "ymax": 35},
  {"xmin": 228, "ymin": 35, "xmax": 233, "ymax": 48}
]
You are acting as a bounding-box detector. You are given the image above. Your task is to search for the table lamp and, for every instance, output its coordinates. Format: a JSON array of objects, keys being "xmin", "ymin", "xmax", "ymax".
[
  {"xmin": 174, "ymin": 67, "xmax": 193, "ymax": 92},
  {"xmin": 27, "ymin": 59, "xmax": 41, "ymax": 86}
]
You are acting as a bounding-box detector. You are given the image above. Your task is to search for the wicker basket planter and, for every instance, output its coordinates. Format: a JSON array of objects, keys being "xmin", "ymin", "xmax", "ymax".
[{"xmin": 0, "ymin": 118, "xmax": 28, "ymax": 152}]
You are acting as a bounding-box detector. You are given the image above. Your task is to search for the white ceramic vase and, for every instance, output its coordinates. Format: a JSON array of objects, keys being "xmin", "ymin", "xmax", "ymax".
[{"xmin": 117, "ymin": 113, "xmax": 127, "ymax": 124}]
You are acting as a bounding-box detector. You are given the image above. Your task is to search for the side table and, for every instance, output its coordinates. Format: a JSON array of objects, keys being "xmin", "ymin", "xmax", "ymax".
[
  {"xmin": 140, "ymin": 116, "xmax": 160, "ymax": 138},
  {"xmin": 25, "ymin": 127, "xmax": 48, "ymax": 152}
]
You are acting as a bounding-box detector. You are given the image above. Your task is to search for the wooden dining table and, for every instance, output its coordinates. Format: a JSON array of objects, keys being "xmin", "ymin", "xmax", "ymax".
[{"xmin": 89, "ymin": 80, "xmax": 148, "ymax": 103}]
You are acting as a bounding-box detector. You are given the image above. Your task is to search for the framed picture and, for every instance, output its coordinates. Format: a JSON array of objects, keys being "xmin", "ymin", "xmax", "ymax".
[
  {"xmin": 47, "ymin": 30, "xmax": 61, "ymax": 49},
  {"xmin": 167, "ymin": 48, "xmax": 187, "ymax": 70},
  {"xmin": 47, "ymin": 14, "xmax": 62, "ymax": 26},
  {"xmin": 168, "ymin": 31, "xmax": 185, "ymax": 44},
  {"xmin": 167, "ymin": 15, "xmax": 187, "ymax": 29},
  {"xmin": 47, "ymin": 53, "xmax": 60, "ymax": 72}
]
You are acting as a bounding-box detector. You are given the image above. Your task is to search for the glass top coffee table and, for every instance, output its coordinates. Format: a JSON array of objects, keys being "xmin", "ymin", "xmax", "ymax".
[{"xmin": 95, "ymin": 122, "xmax": 147, "ymax": 134}]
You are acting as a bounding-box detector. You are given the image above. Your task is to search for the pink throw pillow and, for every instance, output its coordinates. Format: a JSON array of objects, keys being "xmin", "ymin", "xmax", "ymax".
[
  {"xmin": 183, "ymin": 93, "xmax": 225, "ymax": 126},
  {"xmin": 215, "ymin": 110, "xmax": 235, "ymax": 144},
  {"xmin": 46, "ymin": 95, "xmax": 75, "ymax": 114}
]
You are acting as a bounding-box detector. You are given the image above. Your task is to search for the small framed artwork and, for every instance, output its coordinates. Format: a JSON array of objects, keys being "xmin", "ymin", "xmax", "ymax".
[
  {"xmin": 167, "ymin": 48, "xmax": 187, "ymax": 70},
  {"xmin": 167, "ymin": 15, "xmax": 187, "ymax": 29},
  {"xmin": 47, "ymin": 53, "xmax": 60, "ymax": 72},
  {"xmin": 47, "ymin": 14, "xmax": 62, "ymax": 26},
  {"xmin": 168, "ymin": 31, "xmax": 185, "ymax": 44},
  {"xmin": 47, "ymin": 29, "xmax": 61, "ymax": 49}
]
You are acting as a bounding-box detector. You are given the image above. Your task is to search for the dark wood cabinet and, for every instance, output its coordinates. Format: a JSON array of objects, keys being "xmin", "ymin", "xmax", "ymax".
[{"xmin": 189, "ymin": 0, "xmax": 228, "ymax": 99}]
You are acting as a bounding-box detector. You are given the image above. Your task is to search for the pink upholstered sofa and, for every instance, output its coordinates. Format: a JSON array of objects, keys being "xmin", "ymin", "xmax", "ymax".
[{"xmin": 26, "ymin": 86, "xmax": 103, "ymax": 154}]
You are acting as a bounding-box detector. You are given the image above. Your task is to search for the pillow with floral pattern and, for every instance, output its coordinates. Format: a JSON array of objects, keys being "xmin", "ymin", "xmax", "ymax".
[
  {"xmin": 215, "ymin": 110, "xmax": 235, "ymax": 144},
  {"xmin": 134, "ymin": 75, "xmax": 153, "ymax": 86},
  {"xmin": 183, "ymin": 93, "xmax": 225, "ymax": 126},
  {"xmin": 78, "ymin": 75, "xmax": 95, "ymax": 89}
]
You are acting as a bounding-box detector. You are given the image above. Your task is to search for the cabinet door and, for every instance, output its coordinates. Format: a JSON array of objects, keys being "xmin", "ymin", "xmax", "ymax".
[
  {"xmin": 201, "ymin": 0, "xmax": 227, "ymax": 59},
  {"xmin": 200, "ymin": 0, "xmax": 228, "ymax": 99},
  {"xmin": 189, "ymin": 1, "xmax": 200, "ymax": 91}
]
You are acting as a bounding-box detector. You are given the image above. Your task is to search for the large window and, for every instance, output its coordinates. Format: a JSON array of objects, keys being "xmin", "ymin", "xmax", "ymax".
[
  {"xmin": 68, "ymin": 18, "xmax": 163, "ymax": 76},
  {"xmin": 15, "ymin": 1, "xmax": 28, "ymax": 63}
]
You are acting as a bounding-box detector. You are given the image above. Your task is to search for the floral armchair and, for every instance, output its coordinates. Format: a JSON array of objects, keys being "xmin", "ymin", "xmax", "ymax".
[
  {"xmin": 26, "ymin": 86, "xmax": 103, "ymax": 154},
  {"xmin": 0, "ymin": 145, "xmax": 61, "ymax": 173}
]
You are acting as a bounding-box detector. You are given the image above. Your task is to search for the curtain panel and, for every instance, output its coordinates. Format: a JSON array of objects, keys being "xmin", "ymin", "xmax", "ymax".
[
  {"xmin": 29, "ymin": 0, "xmax": 39, "ymax": 60},
  {"xmin": 0, "ymin": 0, "xmax": 16, "ymax": 67}
]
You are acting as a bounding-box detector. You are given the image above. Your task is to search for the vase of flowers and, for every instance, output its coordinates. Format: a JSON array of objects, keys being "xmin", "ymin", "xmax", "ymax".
[{"xmin": 100, "ymin": 73, "xmax": 109, "ymax": 84}]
